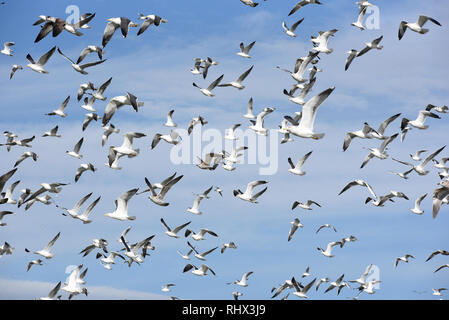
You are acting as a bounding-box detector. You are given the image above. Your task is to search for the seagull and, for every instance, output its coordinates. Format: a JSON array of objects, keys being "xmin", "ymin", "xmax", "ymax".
[
  {"xmin": 186, "ymin": 193, "xmax": 209, "ymax": 215},
  {"xmin": 137, "ymin": 14, "xmax": 167, "ymax": 35},
  {"xmin": 292, "ymin": 200, "xmax": 321, "ymax": 210},
  {"xmin": 3, "ymin": 131, "xmax": 17, "ymax": 152},
  {"xmin": 196, "ymin": 152, "xmax": 223, "ymax": 171},
  {"xmin": 317, "ymin": 241, "xmax": 343, "ymax": 257},
  {"xmin": 283, "ymin": 77, "xmax": 316, "ymax": 105},
  {"xmin": 360, "ymin": 280, "xmax": 381, "ymax": 295},
  {"xmin": 233, "ymin": 180, "xmax": 268, "ymax": 203},
  {"xmin": 185, "ymin": 228, "xmax": 218, "ymax": 241},
  {"xmin": 187, "ymin": 116, "xmax": 208, "ymax": 135},
  {"xmin": 74, "ymin": 163, "xmax": 97, "ymax": 183},
  {"xmin": 192, "ymin": 74, "xmax": 224, "ymax": 97},
  {"xmin": 112, "ymin": 132, "xmax": 146, "ymax": 157},
  {"xmin": 285, "ymin": 87, "xmax": 335, "ymax": 139},
  {"xmin": 395, "ymin": 254, "xmax": 415, "ymax": 268},
  {"xmin": 13, "ymin": 151, "xmax": 38, "ymax": 168},
  {"xmin": 40, "ymin": 282, "xmax": 61, "ymax": 300},
  {"xmin": 342, "ymin": 122, "xmax": 378, "ymax": 151},
  {"xmin": 434, "ymin": 264, "xmax": 449, "ymax": 273},
  {"xmin": 26, "ymin": 259, "xmax": 43, "ymax": 271},
  {"xmin": 433, "ymin": 179, "xmax": 449, "ymax": 219},
  {"xmin": 104, "ymin": 188, "xmax": 139, "ymax": 221},
  {"xmin": 345, "ymin": 49, "xmax": 359, "ymax": 71},
  {"xmin": 82, "ymin": 113, "xmax": 101, "ymax": 131},
  {"xmin": 351, "ymin": 6, "xmax": 368, "ymax": 30},
  {"xmin": 426, "ymin": 104, "xmax": 448, "ymax": 114},
  {"xmin": 316, "ymin": 278, "xmax": 330, "ymax": 291},
  {"xmin": 410, "ymin": 150, "xmax": 428, "ymax": 161},
  {"xmin": 89, "ymin": 77, "xmax": 112, "ymax": 101},
  {"xmin": 288, "ymin": 0, "xmax": 322, "ymax": 16},
  {"xmin": 200, "ymin": 57, "xmax": 219, "ymax": 79},
  {"xmin": 426, "ymin": 249, "xmax": 449, "ymax": 262},
  {"xmin": 0, "ymin": 211, "xmax": 14, "ymax": 226},
  {"xmin": 183, "ymin": 263, "xmax": 216, "ymax": 276},
  {"xmin": 137, "ymin": 172, "xmax": 178, "ymax": 193},
  {"xmin": 145, "ymin": 175, "xmax": 183, "ymax": 206},
  {"xmin": 57, "ymin": 47, "xmax": 106, "ymax": 74},
  {"xmin": 244, "ymin": 97, "xmax": 256, "ymax": 119},
  {"xmin": 0, "ymin": 136, "xmax": 35, "ymax": 149},
  {"xmin": 26, "ymin": 46, "xmax": 56, "ymax": 74},
  {"xmin": 288, "ymin": 218, "xmax": 304, "ymax": 241},
  {"xmin": 340, "ymin": 235, "xmax": 358, "ymax": 247},
  {"xmin": 401, "ymin": 110, "xmax": 440, "ymax": 131},
  {"xmin": 292, "ymin": 277, "xmax": 316, "ymax": 299},
  {"xmin": 357, "ymin": 35, "xmax": 383, "ymax": 57},
  {"xmin": 282, "ymin": 18, "xmax": 304, "ymax": 37},
  {"xmin": 432, "ymin": 288, "xmax": 447, "ymax": 296},
  {"xmin": 410, "ymin": 193, "xmax": 427, "ymax": 215},
  {"xmin": 232, "ymin": 292, "xmax": 243, "ymax": 300},
  {"xmin": 302, "ymin": 267, "xmax": 311, "ymax": 278},
  {"xmin": 161, "ymin": 218, "xmax": 191, "ymax": 238},
  {"xmin": 224, "ymin": 124, "xmax": 241, "ymax": 141},
  {"xmin": 316, "ymin": 224, "xmax": 338, "ymax": 234},
  {"xmin": 190, "ymin": 58, "xmax": 203, "ymax": 75},
  {"xmin": 187, "ymin": 242, "xmax": 218, "ymax": 261},
  {"xmin": 161, "ymin": 284, "xmax": 175, "ymax": 293},
  {"xmin": 102, "ymin": 124, "xmax": 120, "ymax": 146},
  {"xmin": 46, "ymin": 96, "xmax": 70, "ymax": 117},
  {"xmin": 398, "ymin": 16, "xmax": 441, "ymax": 40},
  {"xmin": 311, "ymin": 29, "xmax": 338, "ymax": 54},
  {"xmin": 80, "ymin": 97, "xmax": 97, "ymax": 112},
  {"xmin": 66, "ymin": 137, "xmax": 84, "ymax": 159},
  {"xmin": 164, "ymin": 110, "xmax": 177, "ymax": 127},
  {"xmin": 42, "ymin": 125, "xmax": 61, "ymax": 138},
  {"xmin": 23, "ymin": 182, "xmax": 67, "ymax": 205},
  {"xmin": 0, "ymin": 242, "xmax": 14, "ymax": 257},
  {"xmin": 287, "ymin": 151, "xmax": 312, "ymax": 175},
  {"xmin": 360, "ymin": 133, "xmax": 398, "ymax": 169},
  {"xmin": 277, "ymin": 51, "xmax": 320, "ymax": 83},
  {"xmin": 237, "ymin": 41, "xmax": 256, "ymax": 58},
  {"xmin": 219, "ymin": 65, "xmax": 254, "ymax": 90},
  {"xmin": 249, "ymin": 107, "xmax": 275, "ymax": 136},
  {"xmin": 338, "ymin": 179, "xmax": 377, "ymax": 199},
  {"xmin": 102, "ymin": 92, "xmax": 144, "ymax": 126},
  {"xmin": 433, "ymin": 157, "xmax": 449, "ymax": 169},
  {"xmin": 271, "ymin": 278, "xmax": 296, "ymax": 299},
  {"xmin": 1, "ymin": 41, "xmax": 14, "ymax": 56},
  {"xmin": 365, "ymin": 191, "xmax": 409, "ymax": 207},
  {"xmin": 177, "ymin": 249, "xmax": 194, "ymax": 260},
  {"xmin": 76, "ymin": 45, "xmax": 104, "ymax": 64},
  {"xmin": 388, "ymin": 168, "xmax": 414, "ymax": 180},
  {"xmin": 240, "ymin": 0, "xmax": 259, "ymax": 7},
  {"xmin": 102, "ymin": 17, "xmax": 140, "ymax": 47},
  {"xmin": 78, "ymin": 82, "xmax": 96, "ymax": 101},
  {"xmin": 32, "ymin": 16, "xmax": 66, "ymax": 42},
  {"xmin": 350, "ymin": 265, "xmax": 373, "ymax": 285},
  {"xmin": 221, "ymin": 242, "xmax": 237, "ymax": 254},
  {"xmin": 58, "ymin": 193, "xmax": 100, "ymax": 224},
  {"xmin": 325, "ymin": 274, "xmax": 350, "ymax": 295},
  {"xmin": 62, "ymin": 264, "xmax": 88, "ymax": 298},
  {"xmin": 393, "ymin": 146, "xmax": 446, "ymax": 176},
  {"xmin": 0, "ymin": 180, "xmax": 20, "ymax": 204},
  {"xmin": 9, "ymin": 64, "xmax": 22, "ymax": 79},
  {"xmin": 214, "ymin": 187, "xmax": 223, "ymax": 197},
  {"xmin": 25, "ymin": 232, "xmax": 60, "ymax": 259},
  {"xmin": 228, "ymin": 271, "xmax": 253, "ymax": 287},
  {"xmin": 96, "ymin": 251, "xmax": 125, "ymax": 266}
]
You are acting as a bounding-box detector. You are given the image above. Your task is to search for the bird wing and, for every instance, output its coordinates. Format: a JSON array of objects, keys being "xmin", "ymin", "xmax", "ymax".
[
  {"xmin": 377, "ymin": 113, "xmax": 401, "ymax": 135},
  {"xmin": 244, "ymin": 180, "xmax": 267, "ymax": 196},
  {"xmin": 81, "ymin": 196, "xmax": 101, "ymax": 218},
  {"xmin": 378, "ymin": 133, "xmax": 398, "ymax": 152},
  {"xmin": 37, "ymin": 46, "xmax": 56, "ymax": 66},
  {"xmin": 159, "ymin": 175, "xmax": 183, "ymax": 199},
  {"xmin": 299, "ymin": 87, "xmax": 335, "ymax": 131},
  {"xmin": 73, "ymin": 137, "xmax": 84, "ymax": 154},
  {"xmin": 44, "ymin": 232, "xmax": 61, "ymax": 251},
  {"xmin": 102, "ymin": 21, "xmax": 119, "ymax": 47},
  {"xmin": 288, "ymin": 0, "xmax": 307, "ymax": 16},
  {"xmin": 56, "ymin": 47, "xmax": 75, "ymax": 64},
  {"xmin": 291, "ymin": 18, "xmax": 305, "ymax": 32},
  {"xmin": 206, "ymin": 74, "xmax": 224, "ymax": 91},
  {"xmin": 34, "ymin": 22, "xmax": 54, "ymax": 43},
  {"xmin": 295, "ymin": 151, "xmax": 312, "ymax": 169},
  {"xmin": 79, "ymin": 59, "xmax": 107, "ymax": 69},
  {"xmin": 236, "ymin": 65, "xmax": 254, "ymax": 83},
  {"xmin": 421, "ymin": 146, "xmax": 445, "ymax": 167},
  {"xmin": 173, "ymin": 221, "xmax": 191, "ymax": 234}
]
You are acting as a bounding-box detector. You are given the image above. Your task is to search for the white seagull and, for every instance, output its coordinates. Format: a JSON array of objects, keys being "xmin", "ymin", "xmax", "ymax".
[
  {"xmin": 192, "ymin": 74, "xmax": 224, "ymax": 97},
  {"xmin": 237, "ymin": 41, "xmax": 256, "ymax": 58},
  {"xmin": 287, "ymin": 151, "xmax": 312, "ymax": 176},
  {"xmin": 410, "ymin": 193, "xmax": 427, "ymax": 215},
  {"xmin": 25, "ymin": 232, "xmax": 61, "ymax": 259},
  {"xmin": 282, "ymin": 18, "xmax": 304, "ymax": 37},
  {"xmin": 46, "ymin": 96, "xmax": 70, "ymax": 117},
  {"xmin": 398, "ymin": 15, "xmax": 441, "ymax": 40},
  {"xmin": 104, "ymin": 188, "xmax": 139, "ymax": 221},
  {"xmin": 233, "ymin": 180, "xmax": 268, "ymax": 203},
  {"xmin": 26, "ymin": 46, "xmax": 56, "ymax": 74},
  {"xmin": 160, "ymin": 218, "xmax": 191, "ymax": 238}
]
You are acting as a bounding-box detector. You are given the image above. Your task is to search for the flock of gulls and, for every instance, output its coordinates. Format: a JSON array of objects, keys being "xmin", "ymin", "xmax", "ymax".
[{"xmin": 0, "ymin": 0, "xmax": 448, "ymax": 300}]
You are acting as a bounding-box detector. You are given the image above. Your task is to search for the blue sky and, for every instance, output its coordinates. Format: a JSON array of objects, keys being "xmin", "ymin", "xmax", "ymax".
[{"xmin": 0, "ymin": 0, "xmax": 448, "ymax": 300}]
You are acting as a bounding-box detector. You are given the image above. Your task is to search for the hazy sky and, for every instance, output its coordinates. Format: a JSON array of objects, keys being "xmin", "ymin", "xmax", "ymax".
[{"xmin": 0, "ymin": 0, "xmax": 448, "ymax": 300}]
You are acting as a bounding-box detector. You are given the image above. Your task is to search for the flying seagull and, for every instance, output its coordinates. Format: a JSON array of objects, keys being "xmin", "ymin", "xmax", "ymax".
[
  {"xmin": 26, "ymin": 46, "xmax": 56, "ymax": 74},
  {"xmin": 398, "ymin": 16, "xmax": 441, "ymax": 40},
  {"xmin": 288, "ymin": 0, "xmax": 322, "ymax": 16}
]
